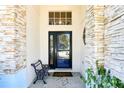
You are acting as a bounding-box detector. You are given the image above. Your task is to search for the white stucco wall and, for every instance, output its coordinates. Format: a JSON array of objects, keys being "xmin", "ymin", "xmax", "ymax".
[
  {"xmin": 26, "ymin": 6, "xmax": 41, "ymax": 87},
  {"xmin": 40, "ymin": 5, "xmax": 86, "ymax": 72},
  {"xmin": 24, "ymin": 5, "xmax": 86, "ymax": 87}
]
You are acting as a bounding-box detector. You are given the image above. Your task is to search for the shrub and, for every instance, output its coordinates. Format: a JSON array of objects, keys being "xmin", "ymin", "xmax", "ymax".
[{"xmin": 81, "ymin": 60, "xmax": 124, "ymax": 88}]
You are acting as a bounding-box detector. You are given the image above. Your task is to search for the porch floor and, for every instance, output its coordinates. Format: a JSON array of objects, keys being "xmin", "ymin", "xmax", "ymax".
[{"xmin": 29, "ymin": 72, "xmax": 85, "ymax": 88}]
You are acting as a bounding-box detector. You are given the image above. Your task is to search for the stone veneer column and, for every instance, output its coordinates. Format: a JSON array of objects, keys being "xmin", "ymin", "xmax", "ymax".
[
  {"xmin": 94, "ymin": 6, "xmax": 105, "ymax": 64},
  {"xmin": 85, "ymin": 5, "xmax": 124, "ymax": 82},
  {"xmin": 104, "ymin": 5, "xmax": 124, "ymax": 81},
  {"xmin": 84, "ymin": 5, "xmax": 105, "ymax": 70},
  {"xmin": 0, "ymin": 6, "xmax": 26, "ymax": 74}
]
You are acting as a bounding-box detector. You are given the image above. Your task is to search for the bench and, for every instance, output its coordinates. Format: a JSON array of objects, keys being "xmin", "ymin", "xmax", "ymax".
[
  {"xmin": 38, "ymin": 60, "xmax": 49, "ymax": 76},
  {"xmin": 31, "ymin": 60, "xmax": 49, "ymax": 84}
]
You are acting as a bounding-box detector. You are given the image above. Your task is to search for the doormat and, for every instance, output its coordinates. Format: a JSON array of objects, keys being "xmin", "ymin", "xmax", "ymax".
[{"xmin": 53, "ymin": 72, "xmax": 73, "ymax": 77}]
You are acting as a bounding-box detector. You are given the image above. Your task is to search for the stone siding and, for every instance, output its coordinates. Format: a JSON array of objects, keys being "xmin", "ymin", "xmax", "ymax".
[
  {"xmin": 104, "ymin": 5, "xmax": 124, "ymax": 81},
  {"xmin": 0, "ymin": 6, "xmax": 26, "ymax": 74},
  {"xmin": 85, "ymin": 5, "xmax": 124, "ymax": 81},
  {"xmin": 84, "ymin": 5, "xmax": 105, "ymax": 71}
]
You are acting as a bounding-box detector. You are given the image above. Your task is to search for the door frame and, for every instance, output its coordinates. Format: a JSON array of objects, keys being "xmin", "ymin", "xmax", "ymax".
[{"xmin": 48, "ymin": 31, "xmax": 72, "ymax": 69}]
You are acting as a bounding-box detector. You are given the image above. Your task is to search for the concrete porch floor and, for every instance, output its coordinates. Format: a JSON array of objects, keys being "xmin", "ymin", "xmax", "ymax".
[{"xmin": 29, "ymin": 72, "xmax": 85, "ymax": 88}]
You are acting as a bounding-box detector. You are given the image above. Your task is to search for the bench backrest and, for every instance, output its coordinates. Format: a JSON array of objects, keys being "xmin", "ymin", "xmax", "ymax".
[{"xmin": 31, "ymin": 60, "xmax": 43, "ymax": 73}]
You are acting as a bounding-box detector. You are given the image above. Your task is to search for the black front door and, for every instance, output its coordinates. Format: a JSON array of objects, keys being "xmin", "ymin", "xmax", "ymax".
[{"xmin": 49, "ymin": 31, "xmax": 72, "ymax": 69}]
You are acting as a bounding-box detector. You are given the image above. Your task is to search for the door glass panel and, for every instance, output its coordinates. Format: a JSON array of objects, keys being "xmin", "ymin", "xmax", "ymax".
[
  {"xmin": 49, "ymin": 32, "xmax": 72, "ymax": 69},
  {"xmin": 57, "ymin": 51, "xmax": 69, "ymax": 59},
  {"xmin": 50, "ymin": 35, "xmax": 54, "ymax": 65},
  {"xmin": 57, "ymin": 34, "xmax": 70, "ymax": 50}
]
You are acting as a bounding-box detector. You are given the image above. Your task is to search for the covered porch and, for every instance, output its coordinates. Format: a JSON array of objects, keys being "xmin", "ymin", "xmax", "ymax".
[{"xmin": 0, "ymin": 5, "xmax": 124, "ymax": 88}]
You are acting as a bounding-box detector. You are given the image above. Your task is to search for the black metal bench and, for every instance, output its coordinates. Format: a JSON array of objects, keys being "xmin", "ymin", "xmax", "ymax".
[
  {"xmin": 38, "ymin": 60, "xmax": 50, "ymax": 77},
  {"xmin": 31, "ymin": 60, "xmax": 49, "ymax": 84}
]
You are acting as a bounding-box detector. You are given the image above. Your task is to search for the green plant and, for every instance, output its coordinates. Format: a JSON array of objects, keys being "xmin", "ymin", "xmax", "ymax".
[
  {"xmin": 111, "ymin": 76, "xmax": 124, "ymax": 88},
  {"xmin": 83, "ymin": 60, "xmax": 124, "ymax": 88},
  {"xmin": 86, "ymin": 68, "xmax": 97, "ymax": 88},
  {"xmin": 98, "ymin": 69, "xmax": 111, "ymax": 88}
]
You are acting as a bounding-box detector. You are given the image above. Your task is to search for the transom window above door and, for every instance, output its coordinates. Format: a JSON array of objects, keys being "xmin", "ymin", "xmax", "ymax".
[{"xmin": 49, "ymin": 12, "xmax": 72, "ymax": 25}]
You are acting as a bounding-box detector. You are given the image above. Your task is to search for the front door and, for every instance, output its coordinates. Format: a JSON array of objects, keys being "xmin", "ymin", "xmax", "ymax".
[{"xmin": 49, "ymin": 31, "xmax": 72, "ymax": 69}]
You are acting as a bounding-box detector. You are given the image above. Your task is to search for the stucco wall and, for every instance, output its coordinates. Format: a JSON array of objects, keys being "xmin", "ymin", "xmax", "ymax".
[
  {"xmin": 39, "ymin": 6, "xmax": 86, "ymax": 72},
  {"xmin": 26, "ymin": 5, "xmax": 41, "ymax": 87}
]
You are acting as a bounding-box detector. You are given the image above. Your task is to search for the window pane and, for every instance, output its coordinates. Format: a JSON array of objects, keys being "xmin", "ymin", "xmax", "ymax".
[
  {"xmin": 49, "ymin": 12, "xmax": 72, "ymax": 25},
  {"xmin": 55, "ymin": 12, "xmax": 60, "ymax": 18},
  {"xmin": 67, "ymin": 12, "xmax": 71, "ymax": 18},
  {"xmin": 67, "ymin": 19, "xmax": 72, "ymax": 25},
  {"xmin": 49, "ymin": 12, "xmax": 54, "ymax": 18},
  {"xmin": 61, "ymin": 19, "xmax": 65, "ymax": 25},
  {"xmin": 49, "ymin": 19, "xmax": 54, "ymax": 25},
  {"xmin": 61, "ymin": 12, "xmax": 65, "ymax": 18},
  {"xmin": 55, "ymin": 19, "xmax": 59, "ymax": 25}
]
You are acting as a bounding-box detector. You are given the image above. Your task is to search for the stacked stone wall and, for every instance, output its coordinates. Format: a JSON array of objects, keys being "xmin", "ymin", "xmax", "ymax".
[
  {"xmin": 85, "ymin": 5, "xmax": 105, "ymax": 71},
  {"xmin": 0, "ymin": 6, "xmax": 26, "ymax": 74},
  {"xmin": 104, "ymin": 5, "xmax": 124, "ymax": 81}
]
